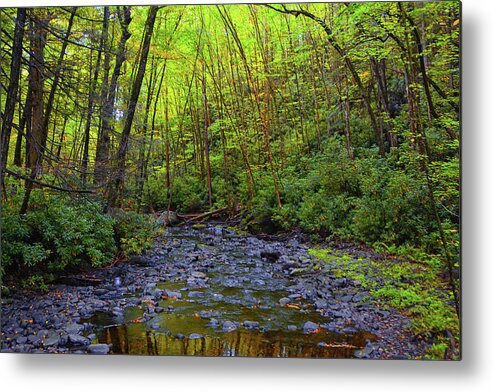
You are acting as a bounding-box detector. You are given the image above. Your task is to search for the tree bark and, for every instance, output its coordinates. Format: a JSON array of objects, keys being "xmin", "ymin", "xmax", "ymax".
[
  {"xmin": 94, "ymin": 6, "xmax": 131, "ymax": 186},
  {"xmin": 1, "ymin": 8, "xmax": 27, "ymax": 183},
  {"xmin": 107, "ymin": 6, "xmax": 159, "ymax": 209}
]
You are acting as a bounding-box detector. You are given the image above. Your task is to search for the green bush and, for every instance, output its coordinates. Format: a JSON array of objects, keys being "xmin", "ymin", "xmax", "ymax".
[
  {"xmin": 1, "ymin": 190, "xmax": 116, "ymax": 278},
  {"xmin": 1, "ymin": 187, "xmax": 157, "ymax": 281},
  {"xmin": 112, "ymin": 209, "xmax": 156, "ymax": 257}
]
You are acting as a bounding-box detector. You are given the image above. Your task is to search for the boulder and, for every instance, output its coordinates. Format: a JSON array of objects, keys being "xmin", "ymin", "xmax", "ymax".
[
  {"xmin": 87, "ymin": 344, "xmax": 110, "ymax": 354},
  {"xmin": 222, "ymin": 321, "xmax": 237, "ymax": 332},
  {"xmin": 303, "ymin": 321, "xmax": 319, "ymax": 333},
  {"xmin": 157, "ymin": 211, "xmax": 179, "ymax": 227},
  {"xmin": 67, "ymin": 334, "xmax": 90, "ymax": 347}
]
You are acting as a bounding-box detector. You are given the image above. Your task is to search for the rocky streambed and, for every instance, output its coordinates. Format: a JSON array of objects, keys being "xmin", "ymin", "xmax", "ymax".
[{"xmin": 1, "ymin": 224, "xmax": 426, "ymax": 358}]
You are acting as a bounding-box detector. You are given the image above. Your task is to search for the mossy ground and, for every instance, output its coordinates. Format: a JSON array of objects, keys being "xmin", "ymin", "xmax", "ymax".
[{"xmin": 308, "ymin": 247, "xmax": 460, "ymax": 359}]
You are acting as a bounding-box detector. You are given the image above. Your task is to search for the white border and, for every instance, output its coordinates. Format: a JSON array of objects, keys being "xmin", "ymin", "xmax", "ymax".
[{"xmin": 1, "ymin": 1, "xmax": 491, "ymax": 391}]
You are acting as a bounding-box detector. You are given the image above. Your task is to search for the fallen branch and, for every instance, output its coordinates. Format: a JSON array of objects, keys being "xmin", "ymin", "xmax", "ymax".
[
  {"xmin": 187, "ymin": 206, "xmax": 228, "ymax": 222},
  {"xmin": 177, "ymin": 207, "xmax": 228, "ymax": 226}
]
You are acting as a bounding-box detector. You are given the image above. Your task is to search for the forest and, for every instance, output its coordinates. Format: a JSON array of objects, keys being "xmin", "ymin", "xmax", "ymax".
[{"xmin": 0, "ymin": 2, "xmax": 460, "ymax": 359}]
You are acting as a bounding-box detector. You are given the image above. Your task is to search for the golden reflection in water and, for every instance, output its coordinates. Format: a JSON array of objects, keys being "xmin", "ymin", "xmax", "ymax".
[{"xmin": 98, "ymin": 325, "xmax": 374, "ymax": 358}]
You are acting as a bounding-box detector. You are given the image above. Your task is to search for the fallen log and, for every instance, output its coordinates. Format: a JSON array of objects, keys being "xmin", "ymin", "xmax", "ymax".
[{"xmin": 178, "ymin": 207, "xmax": 228, "ymax": 225}]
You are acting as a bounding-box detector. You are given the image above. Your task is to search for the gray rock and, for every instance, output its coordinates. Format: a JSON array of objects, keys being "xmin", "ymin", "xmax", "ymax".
[
  {"xmin": 157, "ymin": 211, "xmax": 179, "ymax": 226},
  {"xmin": 287, "ymin": 325, "xmax": 297, "ymax": 331},
  {"xmin": 67, "ymin": 334, "xmax": 90, "ymax": 347},
  {"xmin": 43, "ymin": 334, "xmax": 60, "ymax": 348},
  {"xmin": 87, "ymin": 344, "xmax": 110, "ymax": 354},
  {"xmin": 175, "ymin": 334, "xmax": 185, "ymax": 340},
  {"xmin": 27, "ymin": 334, "xmax": 42, "ymax": 345},
  {"xmin": 334, "ymin": 278, "xmax": 347, "ymax": 287},
  {"xmin": 303, "ymin": 321, "xmax": 319, "ymax": 333},
  {"xmin": 222, "ymin": 321, "xmax": 237, "ymax": 332},
  {"xmin": 314, "ymin": 299, "xmax": 327, "ymax": 309},
  {"xmin": 352, "ymin": 292, "xmax": 369, "ymax": 302},
  {"xmin": 164, "ymin": 290, "xmax": 182, "ymax": 299},
  {"xmin": 65, "ymin": 323, "xmax": 84, "ymax": 335},
  {"xmin": 188, "ymin": 291, "xmax": 204, "ymax": 298},
  {"xmin": 189, "ymin": 333, "xmax": 203, "ymax": 339},
  {"xmin": 243, "ymin": 320, "xmax": 259, "ymax": 329},
  {"xmin": 340, "ymin": 295, "xmax": 354, "ymax": 303},
  {"xmin": 279, "ymin": 297, "xmax": 291, "ymax": 306},
  {"xmin": 191, "ymin": 271, "xmax": 206, "ymax": 279},
  {"xmin": 16, "ymin": 336, "xmax": 28, "ymax": 344}
]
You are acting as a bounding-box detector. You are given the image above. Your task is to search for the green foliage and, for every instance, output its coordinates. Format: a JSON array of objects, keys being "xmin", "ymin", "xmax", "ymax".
[
  {"xmin": 1, "ymin": 190, "xmax": 116, "ymax": 277},
  {"xmin": 1, "ymin": 188, "xmax": 156, "ymax": 281},
  {"xmin": 112, "ymin": 209, "xmax": 157, "ymax": 258},
  {"xmin": 309, "ymin": 246, "xmax": 459, "ymax": 345}
]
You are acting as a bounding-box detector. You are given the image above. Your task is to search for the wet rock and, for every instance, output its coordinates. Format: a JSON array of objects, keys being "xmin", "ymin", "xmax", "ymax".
[
  {"xmin": 243, "ymin": 320, "xmax": 259, "ymax": 329},
  {"xmin": 191, "ymin": 271, "xmax": 207, "ymax": 279},
  {"xmin": 208, "ymin": 318, "xmax": 219, "ymax": 328},
  {"xmin": 222, "ymin": 321, "xmax": 237, "ymax": 332},
  {"xmin": 352, "ymin": 292, "xmax": 369, "ymax": 302},
  {"xmin": 143, "ymin": 283, "xmax": 157, "ymax": 294},
  {"xmin": 340, "ymin": 295, "xmax": 354, "ymax": 303},
  {"xmin": 290, "ymin": 267, "xmax": 311, "ymax": 276},
  {"xmin": 303, "ymin": 321, "xmax": 319, "ymax": 333},
  {"xmin": 65, "ymin": 323, "xmax": 84, "ymax": 335},
  {"xmin": 67, "ymin": 334, "xmax": 90, "ymax": 347},
  {"xmin": 314, "ymin": 299, "xmax": 327, "ymax": 309},
  {"xmin": 87, "ymin": 344, "xmax": 110, "ymax": 354},
  {"xmin": 334, "ymin": 278, "xmax": 347, "ymax": 288},
  {"xmin": 43, "ymin": 333, "xmax": 61, "ymax": 348},
  {"xmin": 164, "ymin": 290, "xmax": 182, "ymax": 299},
  {"xmin": 126, "ymin": 297, "xmax": 141, "ymax": 306},
  {"xmin": 152, "ymin": 289, "xmax": 163, "ymax": 299}
]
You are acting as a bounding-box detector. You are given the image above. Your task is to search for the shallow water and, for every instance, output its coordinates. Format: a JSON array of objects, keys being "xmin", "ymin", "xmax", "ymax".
[{"xmin": 86, "ymin": 226, "xmax": 375, "ymax": 357}]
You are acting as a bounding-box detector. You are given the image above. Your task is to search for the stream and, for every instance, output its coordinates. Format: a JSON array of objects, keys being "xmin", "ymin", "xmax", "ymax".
[
  {"xmin": 2, "ymin": 224, "xmax": 420, "ymax": 358},
  {"xmin": 83, "ymin": 225, "xmax": 375, "ymax": 357}
]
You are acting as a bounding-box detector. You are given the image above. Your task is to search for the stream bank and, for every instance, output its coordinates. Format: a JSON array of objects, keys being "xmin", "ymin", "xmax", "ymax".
[{"xmin": 1, "ymin": 223, "xmax": 426, "ymax": 358}]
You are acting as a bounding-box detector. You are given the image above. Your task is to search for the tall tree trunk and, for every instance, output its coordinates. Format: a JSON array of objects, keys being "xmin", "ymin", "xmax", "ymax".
[
  {"xmin": 107, "ymin": 6, "xmax": 159, "ymax": 209},
  {"xmin": 20, "ymin": 11, "xmax": 47, "ymax": 214},
  {"xmin": 202, "ymin": 62, "xmax": 213, "ymax": 208},
  {"xmin": 1, "ymin": 8, "xmax": 27, "ymax": 186},
  {"xmin": 40, "ymin": 7, "xmax": 76, "ymax": 161},
  {"xmin": 95, "ymin": 6, "xmax": 130, "ymax": 187},
  {"xmin": 81, "ymin": 14, "xmax": 105, "ymax": 185}
]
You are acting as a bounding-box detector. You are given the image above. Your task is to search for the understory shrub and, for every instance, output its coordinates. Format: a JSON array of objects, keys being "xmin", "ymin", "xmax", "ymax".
[{"xmin": 1, "ymin": 186, "xmax": 156, "ymax": 281}]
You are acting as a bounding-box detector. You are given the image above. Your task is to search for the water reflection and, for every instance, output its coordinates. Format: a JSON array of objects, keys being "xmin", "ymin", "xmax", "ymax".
[{"xmin": 97, "ymin": 324, "xmax": 373, "ymax": 358}]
